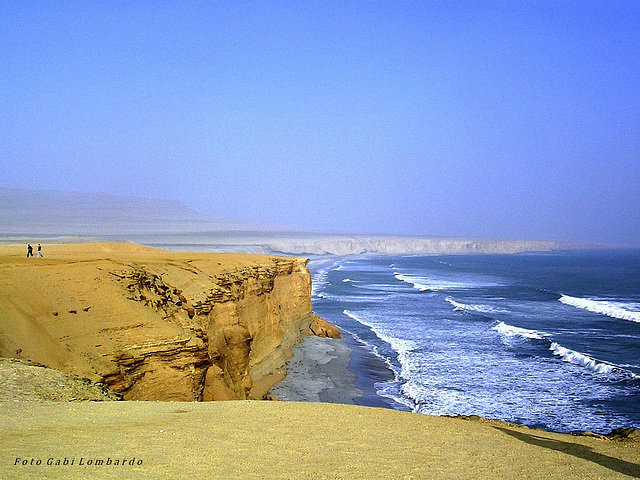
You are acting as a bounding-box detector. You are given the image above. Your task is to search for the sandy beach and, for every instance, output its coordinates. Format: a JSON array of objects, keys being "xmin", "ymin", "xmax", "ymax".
[
  {"xmin": 269, "ymin": 335, "xmax": 362, "ymax": 404},
  {"xmin": 270, "ymin": 330, "xmax": 403, "ymax": 410}
]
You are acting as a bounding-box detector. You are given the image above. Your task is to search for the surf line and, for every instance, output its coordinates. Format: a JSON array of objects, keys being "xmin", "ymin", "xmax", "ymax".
[{"xmin": 559, "ymin": 294, "xmax": 640, "ymax": 323}]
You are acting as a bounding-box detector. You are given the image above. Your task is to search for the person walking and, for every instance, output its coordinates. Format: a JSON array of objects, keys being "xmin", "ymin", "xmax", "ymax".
[
  {"xmin": 26, "ymin": 244, "xmax": 33, "ymax": 257},
  {"xmin": 37, "ymin": 244, "xmax": 43, "ymax": 258}
]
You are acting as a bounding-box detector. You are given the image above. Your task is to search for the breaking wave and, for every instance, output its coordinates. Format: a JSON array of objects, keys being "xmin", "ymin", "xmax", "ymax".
[
  {"xmin": 309, "ymin": 258, "xmax": 344, "ymax": 296},
  {"xmin": 492, "ymin": 321, "xmax": 637, "ymax": 381},
  {"xmin": 393, "ymin": 273, "xmax": 477, "ymax": 292},
  {"xmin": 550, "ymin": 342, "xmax": 639, "ymax": 381},
  {"xmin": 445, "ymin": 297, "xmax": 503, "ymax": 315},
  {"xmin": 493, "ymin": 321, "xmax": 550, "ymax": 340},
  {"xmin": 343, "ymin": 310, "xmax": 416, "ymax": 355},
  {"xmin": 559, "ymin": 295, "xmax": 640, "ymax": 323}
]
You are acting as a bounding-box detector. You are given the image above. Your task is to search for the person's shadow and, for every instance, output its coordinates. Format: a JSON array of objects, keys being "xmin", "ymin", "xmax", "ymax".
[{"xmin": 493, "ymin": 426, "xmax": 640, "ymax": 478}]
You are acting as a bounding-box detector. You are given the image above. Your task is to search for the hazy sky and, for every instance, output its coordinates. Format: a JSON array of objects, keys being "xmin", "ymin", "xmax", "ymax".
[{"xmin": 1, "ymin": 2, "xmax": 639, "ymax": 245}]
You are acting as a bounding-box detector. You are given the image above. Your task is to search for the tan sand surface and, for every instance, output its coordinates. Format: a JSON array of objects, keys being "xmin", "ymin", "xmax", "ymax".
[
  {"xmin": 1, "ymin": 400, "xmax": 638, "ymax": 479},
  {"xmin": 0, "ymin": 242, "xmax": 297, "ymax": 380},
  {"xmin": 0, "ymin": 358, "xmax": 119, "ymax": 402}
]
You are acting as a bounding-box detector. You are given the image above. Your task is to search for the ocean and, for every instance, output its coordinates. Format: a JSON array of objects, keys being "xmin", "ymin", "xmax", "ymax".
[{"xmin": 309, "ymin": 249, "xmax": 640, "ymax": 434}]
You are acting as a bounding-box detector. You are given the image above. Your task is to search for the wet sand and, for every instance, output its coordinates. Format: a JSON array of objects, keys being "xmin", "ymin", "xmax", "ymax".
[
  {"xmin": 270, "ymin": 331, "xmax": 404, "ymax": 410},
  {"xmin": 269, "ymin": 335, "xmax": 362, "ymax": 404},
  {"xmin": 342, "ymin": 332, "xmax": 409, "ymax": 410}
]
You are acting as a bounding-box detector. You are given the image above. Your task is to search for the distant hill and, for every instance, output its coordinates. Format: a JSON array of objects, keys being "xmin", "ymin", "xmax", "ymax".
[
  {"xmin": 0, "ymin": 188, "xmax": 248, "ymax": 236},
  {"xmin": 0, "ymin": 189, "xmax": 590, "ymax": 254}
]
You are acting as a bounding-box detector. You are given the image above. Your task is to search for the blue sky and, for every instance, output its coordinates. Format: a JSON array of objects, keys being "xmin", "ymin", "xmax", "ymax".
[{"xmin": 1, "ymin": 2, "xmax": 639, "ymax": 245}]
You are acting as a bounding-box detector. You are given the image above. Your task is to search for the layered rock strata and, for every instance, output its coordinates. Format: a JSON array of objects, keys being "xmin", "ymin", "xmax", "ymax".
[{"xmin": 0, "ymin": 243, "xmax": 336, "ymax": 401}]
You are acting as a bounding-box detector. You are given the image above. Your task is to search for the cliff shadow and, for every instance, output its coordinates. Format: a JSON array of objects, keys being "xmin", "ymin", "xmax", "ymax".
[{"xmin": 493, "ymin": 426, "xmax": 640, "ymax": 478}]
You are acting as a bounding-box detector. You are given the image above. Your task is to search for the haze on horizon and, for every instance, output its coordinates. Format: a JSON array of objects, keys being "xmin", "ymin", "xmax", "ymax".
[{"xmin": 1, "ymin": 2, "xmax": 639, "ymax": 246}]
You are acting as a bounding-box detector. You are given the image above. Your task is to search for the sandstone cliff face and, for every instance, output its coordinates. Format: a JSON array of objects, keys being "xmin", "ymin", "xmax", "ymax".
[
  {"xmin": 0, "ymin": 244, "xmax": 333, "ymax": 402},
  {"xmin": 106, "ymin": 259, "xmax": 316, "ymax": 401}
]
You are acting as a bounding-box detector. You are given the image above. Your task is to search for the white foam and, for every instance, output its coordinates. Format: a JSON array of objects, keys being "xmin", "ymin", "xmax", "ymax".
[
  {"xmin": 343, "ymin": 309, "xmax": 418, "ymax": 382},
  {"xmin": 445, "ymin": 297, "xmax": 467, "ymax": 312},
  {"xmin": 339, "ymin": 325, "xmax": 399, "ymax": 379},
  {"xmin": 393, "ymin": 273, "xmax": 430, "ymax": 291},
  {"xmin": 309, "ymin": 258, "xmax": 346, "ymax": 295},
  {"xmin": 343, "ymin": 310, "xmax": 415, "ymax": 350},
  {"xmin": 393, "ymin": 273, "xmax": 473, "ymax": 292},
  {"xmin": 445, "ymin": 297, "xmax": 501, "ymax": 315},
  {"xmin": 493, "ymin": 321, "xmax": 550, "ymax": 340},
  {"xmin": 404, "ymin": 383, "xmax": 475, "ymax": 416},
  {"xmin": 559, "ymin": 295, "xmax": 640, "ymax": 323},
  {"xmin": 550, "ymin": 342, "xmax": 639, "ymax": 380},
  {"xmin": 310, "ymin": 264, "xmax": 331, "ymax": 295},
  {"xmin": 393, "ymin": 271, "xmax": 505, "ymax": 292}
]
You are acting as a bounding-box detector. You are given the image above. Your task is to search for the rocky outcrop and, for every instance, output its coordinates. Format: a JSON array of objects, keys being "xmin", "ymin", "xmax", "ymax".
[
  {"xmin": 305, "ymin": 315, "xmax": 341, "ymax": 339},
  {"xmin": 101, "ymin": 334, "xmax": 211, "ymax": 401},
  {"xmin": 0, "ymin": 243, "xmax": 335, "ymax": 402}
]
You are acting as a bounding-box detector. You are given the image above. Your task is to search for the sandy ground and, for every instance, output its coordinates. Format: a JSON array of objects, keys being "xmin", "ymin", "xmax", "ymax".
[
  {"xmin": 0, "ymin": 358, "xmax": 119, "ymax": 402},
  {"xmin": 1, "ymin": 400, "xmax": 638, "ymax": 479}
]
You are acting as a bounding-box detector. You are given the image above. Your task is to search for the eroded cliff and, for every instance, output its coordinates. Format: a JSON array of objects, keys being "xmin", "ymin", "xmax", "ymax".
[{"xmin": 0, "ymin": 243, "xmax": 337, "ymax": 401}]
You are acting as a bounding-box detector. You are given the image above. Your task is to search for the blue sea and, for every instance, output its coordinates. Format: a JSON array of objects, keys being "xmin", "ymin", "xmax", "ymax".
[{"xmin": 309, "ymin": 250, "xmax": 640, "ymax": 434}]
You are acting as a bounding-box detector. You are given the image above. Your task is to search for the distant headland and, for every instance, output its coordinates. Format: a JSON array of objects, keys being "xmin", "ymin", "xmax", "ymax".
[{"xmin": 0, "ymin": 188, "xmax": 594, "ymax": 255}]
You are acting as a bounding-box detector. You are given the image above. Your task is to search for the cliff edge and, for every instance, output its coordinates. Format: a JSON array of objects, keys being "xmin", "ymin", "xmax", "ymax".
[{"xmin": 0, "ymin": 243, "xmax": 336, "ymax": 401}]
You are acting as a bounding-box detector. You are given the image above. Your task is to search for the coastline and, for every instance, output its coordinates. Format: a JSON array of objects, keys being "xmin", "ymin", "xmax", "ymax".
[
  {"xmin": 268, "ymin": 335, "xmax": 361, "ymax": 404},
  {"xmin": 269, "ymin": 329, "xmax": 406, "ymax": 411},
  {"xmin": 1, "ymin": 242, "xmax": 638, "ymax": 478},
  {"xmin": 344, "ymin": 331, "xmax": 409, "ymax": 410}
]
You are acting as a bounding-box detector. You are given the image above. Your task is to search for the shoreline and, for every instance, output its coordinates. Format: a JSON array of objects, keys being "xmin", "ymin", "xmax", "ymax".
[
  {"xmin": 271, "ymin": 329, "xmax": 640, "ymax": 436},
  {"xmin": 269, "ymin": 329, "xmax": 407, "ymax": 411},
  {"xmin": 342, "ymin": 331, "xmax": 410, "ymax": 411},
  {"xmin": 268, "ymin": 335, "xmax": 361, "ymax": 404}
]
